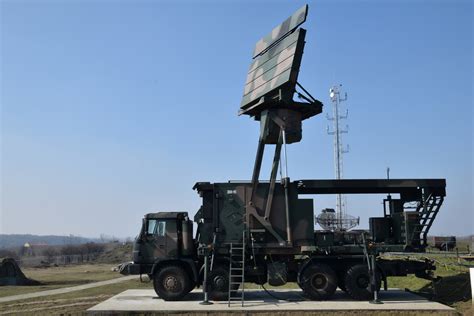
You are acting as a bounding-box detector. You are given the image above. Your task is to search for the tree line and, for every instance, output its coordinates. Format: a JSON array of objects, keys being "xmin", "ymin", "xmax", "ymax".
[{"xmin": 0, "ymin": 242, "xmax": 106, "ymax": 263}]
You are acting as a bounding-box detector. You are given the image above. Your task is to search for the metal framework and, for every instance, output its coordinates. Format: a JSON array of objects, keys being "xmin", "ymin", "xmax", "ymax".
[{"xmin": 318, "ymin": 84, "xmax": 359, "ymax": 231}]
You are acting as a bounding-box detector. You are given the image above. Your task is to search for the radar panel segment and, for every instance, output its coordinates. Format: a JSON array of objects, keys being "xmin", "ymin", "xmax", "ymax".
[
  {"xmin": 252, "ymin": 4, "xmax": 308, "ymax": 58},
  {"xmin": 240, "ymin": 28, "xmax": 306, "ymax": 115}
]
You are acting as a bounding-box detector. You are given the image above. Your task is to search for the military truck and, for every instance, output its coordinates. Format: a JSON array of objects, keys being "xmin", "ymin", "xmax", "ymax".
[
  {"xmin": 121, "ymin": 178, "xmax": 445, "ymax": 301},
  {"xmin": 119, "ymin": 4, "xmax": 447, "ymax": 303},
  {"xmin": 429, "ymin": 236, "xmax": 456, "ymax": 251}
]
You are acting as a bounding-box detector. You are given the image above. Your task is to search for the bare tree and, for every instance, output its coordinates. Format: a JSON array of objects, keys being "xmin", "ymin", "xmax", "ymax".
[
  {"xmin": 0, "ymin": 249, "xmax": 19, "ymax": 260},
  {"xmin": 83, "ymin": 242, "xmax": 105, "ymax": 258},
  {"xmin": 42, "ymin": 247, "xmax": 58, "ymax": 263},
  {"xmin": 60, "ymin": 244, "xmax": 80, "ymax": 264}
]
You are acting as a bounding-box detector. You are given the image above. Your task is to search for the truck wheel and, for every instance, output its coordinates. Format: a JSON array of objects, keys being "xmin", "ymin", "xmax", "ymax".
[
  {"xmin": 299, "ymin": 264, "xmax": 337, "ymax": 300},
  {"xmin": 207, "ymin": 266, "xmax": 235, "ymax": 301},
  {"xmin": 153, "ymin": 265, "xmax": 191, "ymax": 301},
  {"xmin": 344, "ymin": 264, "xmax": 381, "ymax": 300}
]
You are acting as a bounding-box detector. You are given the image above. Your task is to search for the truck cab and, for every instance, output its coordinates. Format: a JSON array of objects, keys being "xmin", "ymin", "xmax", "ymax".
[
  {"xmin": 120, "ymin": 212, "xmax": 198, "ymax": 297},
  {"xmin": 133, "ymin": 212, "xmax": 187, "ymax": 263}
]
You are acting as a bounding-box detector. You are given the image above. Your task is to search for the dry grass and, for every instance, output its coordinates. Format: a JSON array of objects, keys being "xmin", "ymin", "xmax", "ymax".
[
  {"xmin": 0, "ymin": 255, "xmax": 472, "ymax": 315},
  {"xmin": 0, "ymin": 263, "xmax": 120, "ymax": 297},
  {"xmin": 0, "ymin": 278, "xmax": 152, "ymax": 314}
]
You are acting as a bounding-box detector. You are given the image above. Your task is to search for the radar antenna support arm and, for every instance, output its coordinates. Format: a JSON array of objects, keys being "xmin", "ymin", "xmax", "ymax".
[
  {"xmin": 264, "ymin": 130, "xmax": 283, "ymax": 220},
  {"xmin": 296, "ymin": 82, "xmax": 317, "ymax": 103},
  {"xmin": 249, "ymin": 114, "xmax": 270, "ymax": 202},
  {"xmin": 247, "ymin": 110, "xmax": 290, "ymax": 245}
]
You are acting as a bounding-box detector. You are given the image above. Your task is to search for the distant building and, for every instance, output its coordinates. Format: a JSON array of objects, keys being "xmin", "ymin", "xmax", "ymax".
[
  {"xmin": 20, "ymin": 242, "xmax": 49, "ymax": 256},
  {"xmin": 20, "ymin": 243, "xmax": 34, "ymax": 256}
]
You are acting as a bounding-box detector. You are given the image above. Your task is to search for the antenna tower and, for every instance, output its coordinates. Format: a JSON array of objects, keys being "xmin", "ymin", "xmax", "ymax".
[{"xmin": 316, "ymin": 84, "xmax": 359, "ymax": 231}]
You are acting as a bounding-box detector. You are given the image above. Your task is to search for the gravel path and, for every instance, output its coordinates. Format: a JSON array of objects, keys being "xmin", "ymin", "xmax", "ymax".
[{"xmin": 0, "ymin": 275, "xmax": 138, "ymax": 303}]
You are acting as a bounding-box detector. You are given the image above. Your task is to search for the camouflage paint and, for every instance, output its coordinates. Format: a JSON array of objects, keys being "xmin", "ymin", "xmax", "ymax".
[
  {"xmin": 240, "ymin": 5, "xmax": 308, "ymax": 114},
  {"xmin": 253, "ymin": 4, "xmax": 308, "ymax": 58}
]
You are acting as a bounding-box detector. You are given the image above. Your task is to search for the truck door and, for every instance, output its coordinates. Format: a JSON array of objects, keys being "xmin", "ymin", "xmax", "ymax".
[{"xmin": 145, "ymin": 219, "xmax": 167, "ymax": 259}]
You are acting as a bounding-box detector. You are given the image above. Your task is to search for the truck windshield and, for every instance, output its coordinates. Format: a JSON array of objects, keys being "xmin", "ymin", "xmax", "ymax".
[{"xmin": 146, "ymin": 219, "xmax": 166, "ymax": 236}]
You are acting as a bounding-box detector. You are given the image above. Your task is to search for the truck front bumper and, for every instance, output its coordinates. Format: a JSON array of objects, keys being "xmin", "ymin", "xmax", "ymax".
[{"xmin": 119, "ymin": 262, "xmax": 152, "ymax": 276}]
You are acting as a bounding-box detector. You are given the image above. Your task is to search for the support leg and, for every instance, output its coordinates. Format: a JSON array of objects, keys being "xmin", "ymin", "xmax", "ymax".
[
  {"xmin": 200, "ymin": 251, "xmax": 213, "ymax": 305},
  {"xmin": 369, "ymin": 255, "xmax": 383, "ymax": 304}
]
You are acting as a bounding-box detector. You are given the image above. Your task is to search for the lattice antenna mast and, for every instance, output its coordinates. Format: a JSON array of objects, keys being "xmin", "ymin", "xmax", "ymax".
[{"xmin": 327, "ymin": 84, "xmax": 349, "ymax": 230}]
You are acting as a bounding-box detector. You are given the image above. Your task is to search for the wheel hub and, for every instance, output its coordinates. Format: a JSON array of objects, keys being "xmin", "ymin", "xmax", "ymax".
[
  {"xmin": 213, "ymin": 275, "xmax": 226, "ymax": 289},
  {"xmin": 311, "ymin": 274, "xmax": 327, "ymax": 289},
  {"xmin": 164, "ymin": 276, "xmax": 179, "ymax": 291}
]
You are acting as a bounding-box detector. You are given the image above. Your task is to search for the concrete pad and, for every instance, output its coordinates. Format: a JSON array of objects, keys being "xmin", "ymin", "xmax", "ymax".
[{"xmin": 88, "ymin": 289, "xmax": 455, "ymax": 315}]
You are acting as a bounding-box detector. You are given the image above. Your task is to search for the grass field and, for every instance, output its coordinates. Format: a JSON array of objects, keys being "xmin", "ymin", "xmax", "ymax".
[
  {"xmin": 0, "ymin": 264, "xmax": 121, "ymax": 298},
  {"xmin": 0, "ymin": 255, "xmax": 472, "ymax": 315},
  {"xmin": 0, "ymin": 277, "xmax": 152, "ymax": 315},
  {"xmin": 383, "ymin": 255, "xmax": 472, "ymax": 316}
]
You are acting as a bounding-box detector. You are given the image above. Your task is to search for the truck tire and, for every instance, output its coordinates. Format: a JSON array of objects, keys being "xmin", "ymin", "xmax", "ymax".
[
  {"xmin": 298, "ymin": 264, "xmax": 337, "ymax": 300},
  {"xmin": 153, "ymin": 265, "xmax": 191, "ymax": 301},
  {"xmin": 344, "ymin": 264, "xmax": 381, "ymax": 300},
  {"xmin": 207, "ymin": 266, "xmax": 237, "ymax": 301}
]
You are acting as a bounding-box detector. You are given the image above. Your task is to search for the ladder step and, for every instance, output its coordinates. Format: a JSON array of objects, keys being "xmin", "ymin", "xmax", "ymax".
[{"xmin": 228, "ymin": 239, "xmax": 245, "ymax": 307}]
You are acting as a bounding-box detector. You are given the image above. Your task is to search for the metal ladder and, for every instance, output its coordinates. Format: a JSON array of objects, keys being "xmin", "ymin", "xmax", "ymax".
[
  {"xmin": 228, "ymin": 231, "xmax": 245, "ymax": 307},
  {"xmin": 412, "ymin": 194, "xmax": 444, "ymax": 247}
]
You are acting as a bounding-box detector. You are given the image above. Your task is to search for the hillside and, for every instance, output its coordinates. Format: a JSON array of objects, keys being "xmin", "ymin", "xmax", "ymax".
[{"xmin": 0, "ymin": 234, "xmax": 101, "ymax": 249}]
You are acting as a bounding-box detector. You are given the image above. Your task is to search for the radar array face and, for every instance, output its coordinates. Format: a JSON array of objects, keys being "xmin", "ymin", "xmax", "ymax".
[
  {"xmin": 239, "ymin": 5, "xmax": 309, "ymax": 116},
  {"xmin": 252, "ymin": 4, "xmax": 308, "ymax": 59}
]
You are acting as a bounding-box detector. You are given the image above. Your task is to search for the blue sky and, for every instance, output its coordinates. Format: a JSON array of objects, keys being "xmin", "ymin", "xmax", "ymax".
[{"xmin": 1, "ymin": 0, "xmax": 472, "ymax": 238}]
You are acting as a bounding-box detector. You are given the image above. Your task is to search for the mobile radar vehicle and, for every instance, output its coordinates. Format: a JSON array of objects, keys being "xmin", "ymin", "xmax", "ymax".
[{"xmin": 120, "ymin": 5, "xmax": 446, "ymax": 303}]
